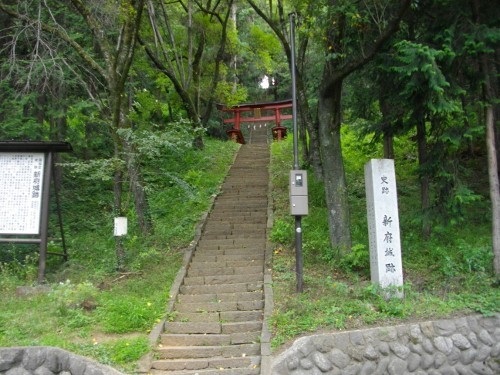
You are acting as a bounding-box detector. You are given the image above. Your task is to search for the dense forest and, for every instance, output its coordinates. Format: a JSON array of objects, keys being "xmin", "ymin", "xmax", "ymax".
[
  {"xmin": 0, "ymin": 0, "xmax": 499, "ymax": 364},
  {"xmin": 0, "ymin": 0, "xmax": 498, "ymax": 272}
]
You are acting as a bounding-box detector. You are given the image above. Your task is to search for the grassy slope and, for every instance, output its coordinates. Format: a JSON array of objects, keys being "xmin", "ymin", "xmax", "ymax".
[
  {"xmin": 0, "ymin": 137, "xmax": 239, "ymax": 372},
  {"xmin": 269, "ymin": 130, "xmax": 499, "ymax": 350}
]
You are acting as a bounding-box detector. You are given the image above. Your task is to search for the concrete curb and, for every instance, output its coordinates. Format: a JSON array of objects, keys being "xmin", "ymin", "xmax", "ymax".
[{"xmin": 136, "ymin": 144, "xmax": 241, "ymax": 373}]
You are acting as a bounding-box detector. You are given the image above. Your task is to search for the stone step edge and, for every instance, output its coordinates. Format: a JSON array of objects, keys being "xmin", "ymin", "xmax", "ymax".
[
  {"xmin": 150, "ymin": 355, "xmax": 261, "ymax": 372},
  {"xmin": 155, "ymin": 343, "xmax": 260, "ymax": 359}
]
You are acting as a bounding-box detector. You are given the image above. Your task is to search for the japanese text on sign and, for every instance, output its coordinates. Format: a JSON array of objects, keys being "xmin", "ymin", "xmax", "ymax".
[{"xmin": 0, "ymin": 153, "xmax": 45, "ymax": 235}]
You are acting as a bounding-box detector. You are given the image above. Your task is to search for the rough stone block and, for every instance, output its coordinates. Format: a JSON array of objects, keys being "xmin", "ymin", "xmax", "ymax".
[
  {"xmin": 328, "ymin": 349, "xmax": 350, "ymax": 369},
  {"xmin": 434, "ymin": 320, "xmax": 457, "ymax": 337},
  {"xmin": 379, "ymin": 327, "xmax": 398, "ymax": 342},
  {"xmin": 33, "ymin": 367, "xmax": 55, "ymax": 375},
  {"xmin": 409, "ymin": 342, "xmax": 423, "ymax": 355},
  {"xmin": 299, "ymin": 357, "xmax": 314, "ymax": 370},
  {"xmin": 373, "ymin": 356, "xmax": 390, "ymax": 375},
  {"xmin": 491, "ymin": 342, "xmax": 500, "ymax": 358},
  {"xmin": 363, "ymin": 345, "xmax": 379, "ymax": 361},
  {"xmin": 460, "ymin": 347, "xmax": 477, "ymax": 365},
  {"xmin": 452, "ymin": 333, "xmax": 471, "ymax": 350},
  {"xmin": 440, "ymin": 365, "xmax": 459, "ymax": 375},
  {"xmin": 359, "ymin": 361, "xmax": 377, "ymax": 375},
  {"xmin": 434, "ymin": 336, "xmax": 454, "ymax": 355},
  {"xmin": 455, "ymin": 317, "xmax": 471, "ymax": 336},
  {"xmin": 434, "ymin": 352, "xmax": 447, "ymax": 368},
  {"xmin": 476, "ymin": 346, "xmax": 491, "ymax": 362},
  {"xmin": 448, "ymin": 347, "xmax": 461, "ymax": 366},
  {"xmin": 469, "ymin": 332, "xmax": 479, "ymax": 348},
  {"xmin": 421, "ymin": 321, "xmax": 436, "ymax": 338},
  {"xmin": 409, "ymin": 324, "xmax": 423, "ymax": 343},
  {"xmin": 478, "ymin": 329, "xmax": 495, "ymax": 346},
  {"xmin": 350, "ymin": 331, "xmax": 365, "ymax": 346},
  {"xmin": 311, "ymin": 352, "xmax": 332, "ymax": 372},
  {"xmin": 420, "ymin": 353, "xmax": 434, "ymax": 370},
  {"xmin": 407, "ymin": 352, "xmax": 421, "ymax": 372},
  {"xmin": 378, "ymin": 341, "xmax": 390, "ymax": 356},
  {"xmin": 387, "ymin": 357, "xmax": 406, "ymax": 375},
  {"xmin": 422, "ymin": 338, "xmax": 435, "ymax": 354},
  {"xmin": 390, "ymin": 341, "xmax": 410, "ymax": 359},
  {"xmin": 471, "ymin": 362, "xmax": 494, "ymax": 375},
  {"xmin": 286, "ymin": 357, "xmax": 299, "ymax": 371},
  {"xmin": 343, "ymin": 363, "xmax": 361, "ymax": 375}
]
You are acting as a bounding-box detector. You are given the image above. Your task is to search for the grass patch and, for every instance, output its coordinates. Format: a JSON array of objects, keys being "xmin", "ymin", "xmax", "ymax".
[{"xmin": 269, "ymin": 131, "xmax": 499, "ymax": 350}]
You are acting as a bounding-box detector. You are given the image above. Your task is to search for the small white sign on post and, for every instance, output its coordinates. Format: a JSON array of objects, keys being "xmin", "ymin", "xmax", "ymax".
[
  {"xmin": 365, "ymin": 159, "xmax": 403, "ymax": 297},
  {"xmin": 114, "ymin": 217, "xmax": 128, "ymax": 237}
]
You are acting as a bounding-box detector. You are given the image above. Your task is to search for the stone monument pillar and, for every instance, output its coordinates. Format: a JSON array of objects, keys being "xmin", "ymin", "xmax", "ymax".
[{"xmin": 365, "ymin": 159, "xmax": 403, "ymax": 297}]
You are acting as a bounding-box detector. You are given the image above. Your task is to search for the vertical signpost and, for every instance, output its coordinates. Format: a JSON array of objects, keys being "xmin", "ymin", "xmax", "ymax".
[
  {"xmin": 365, "ymin": 159, "xmax": 404, "ymax": 297},
  {"xmin": 0, "ymin": 141, "xmax": 72, "ymax": 283}
]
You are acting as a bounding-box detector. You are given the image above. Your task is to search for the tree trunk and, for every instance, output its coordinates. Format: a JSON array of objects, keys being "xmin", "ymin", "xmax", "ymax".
[
  {"xmin": 485, "ymin": 105, "xmax": 500, "ymax": 274},
  {"xmin": 472, "ymin": 0, "xmax": 499, "ymax": 273},
  {"xmin": 318, "ymin": 77, "xmax": 352, "ymax": 254},
  {"xmin": 416, "ymin": 117, "xmax": 431, "ymax": 240},
  {"xmin": 296, "ymin": 75, "xmax": 323, "ymax": 179}
]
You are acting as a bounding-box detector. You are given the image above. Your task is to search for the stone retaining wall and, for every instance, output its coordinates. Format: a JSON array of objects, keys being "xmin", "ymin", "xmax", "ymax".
[
  {"xmin": 0, "ymin": 347, "xmax": 124, "ymax": 375},
  {"xmin": 271, "ymin": 314, "xmax": 500, "ymax": 375}
]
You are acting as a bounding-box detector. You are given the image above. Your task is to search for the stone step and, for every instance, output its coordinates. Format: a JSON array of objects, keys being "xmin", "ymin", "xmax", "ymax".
[
  {"xmin": 197, "ymin": 238, "xmax": 265, "ymax": 249},
  {"xmin": 193, "ymin": 248, "xmax": 264, "ymax": 256},
  {"xmin": 173, "ymin": 310, "xmax": 262, "ymax": 323},
  {"xmin": 150, "ymin": 356, "xmax": 261, "ymax": 373},
  {"xmin": 165, "ymin": 320, "xmax": 262, "ymax": 334},
  {"xmin": 192, "ymin": 254, "xmax": 264, "ymax": 263},
  {"xmin": 182, "ymin": 274, "xmax": 264, "ymax": 286},
  {"xmin": 160, "ymin": 333, "xmax": 231, "ymax": 346},
  {"xmin": 188, "ymin": 259, "xmax": 264, "ymax": 270},
  {"xmin": 160, "ymin": 332, "xmax": 260, "ymax": 347},
  {"xmin": 179, "ymin": 282, "xmax": 262, "ymax": 295},
  {"xmin": 177, "ymin": 291, "xmax": 263, "ymax": 303},
  {"xmin": 186, "ymin": 265, "xmax": 263, "ymax": 277},
  {"xmin": 174, "ymin": 300, "xmax": 264, "ymax": 313},
  {"xmin": 156, "ymin": 343, "xmax": 260, "ymax": 360},
  {"xmin": 173, "ymin": 312, "xmax": 219, "ymax": 322},
  {"xmin": 203, "ymin": 223, "xmax": 266, "ymax": 231},
  {"xmin": 150, "ymin": 367, "xmax": 260, "ymax": 375},
  {"xmin": 200, "ymin": 234, "xmax": 265, "ymax": 241}
]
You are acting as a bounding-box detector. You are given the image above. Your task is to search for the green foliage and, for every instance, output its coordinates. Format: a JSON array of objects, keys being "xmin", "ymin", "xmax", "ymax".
[
  {"xmin": 97, "ymin": 295, "xmax": 159, "ymax": 333},
  {"xmin": 339, "ymin": 243, "xmax": 369, "ymax": 273},
  {"xmin": 269, "ymin": 129, "xmax": 498, "ymax": 349},
  {"xmin": 49, "ymin": 280, "xmax": 99, "ymax": 316},
  {"xmin": 390, "ymin": 40, "xmax": 458, "ymax": 115}
]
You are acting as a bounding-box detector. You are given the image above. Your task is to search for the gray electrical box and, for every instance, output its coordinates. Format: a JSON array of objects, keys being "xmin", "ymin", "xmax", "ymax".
[{"xmin": 289, "ymin": 170, "xmax": 309, "ymax": 216}]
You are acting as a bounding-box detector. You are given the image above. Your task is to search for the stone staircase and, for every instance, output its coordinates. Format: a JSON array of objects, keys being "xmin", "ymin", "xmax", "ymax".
[{"xmin": 149, "ymin": 126, "xmax": 270, "ymax": 374}]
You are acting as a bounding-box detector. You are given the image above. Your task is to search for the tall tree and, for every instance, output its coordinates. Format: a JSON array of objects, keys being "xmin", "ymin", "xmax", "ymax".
[
  {"xmin": 139, "ymin": 0, "xmax": 241, "ymax": 148},
  {"xmin": 317, "ymin": 0, "xmax": 411, "ymax": 254},
  {"xmin": 471, "ymin": 0, "xmax": 500, "ymax": 274},
  {"xmin": 0, "ymin": 0, "xmax": 149, "ymax": 269}
]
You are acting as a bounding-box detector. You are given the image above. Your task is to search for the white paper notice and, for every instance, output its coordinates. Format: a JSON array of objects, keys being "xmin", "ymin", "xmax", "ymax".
[{"xmin": 0, "ymin": 153, "xmax": 45, "ymax": 235}]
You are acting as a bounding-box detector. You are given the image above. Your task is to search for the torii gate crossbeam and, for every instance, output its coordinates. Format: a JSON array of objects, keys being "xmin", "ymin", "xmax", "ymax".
[{"xmin": 217, "ymin": 99, "xmax": 292, "ymax": 144}]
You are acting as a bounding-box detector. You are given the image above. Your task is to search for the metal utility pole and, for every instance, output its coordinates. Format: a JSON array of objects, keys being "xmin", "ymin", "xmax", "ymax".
[{"xmin": 289, "ymin": 13, "xmax": 308, "ymax": 293}]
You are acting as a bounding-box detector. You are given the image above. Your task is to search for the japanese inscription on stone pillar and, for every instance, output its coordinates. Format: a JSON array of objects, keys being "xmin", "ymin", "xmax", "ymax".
[
  {"xmin": 0, "ymin": 153, "xmax": 45, "ymax": 235},
  {"xmin": 365, "ymin": 159, "xmax": 403, "ymax": 296}
]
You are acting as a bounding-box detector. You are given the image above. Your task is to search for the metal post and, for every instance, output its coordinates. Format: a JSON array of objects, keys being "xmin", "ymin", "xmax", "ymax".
[
  {"xmin": 290, "ymin": 13, "xmax": 299, "ymax": 171},
  {"xmin": 290, "ymin": 13, "xmax": 304, "ymax": 293},
  {"xmin": 38, "ymin": 152, "xmax": 52, "ymax": 283}
]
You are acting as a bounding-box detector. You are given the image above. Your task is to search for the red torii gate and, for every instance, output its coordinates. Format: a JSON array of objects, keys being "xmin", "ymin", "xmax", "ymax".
[{"xmin": 217, "ymin": 99, "xmax": 293, "ymax": 144}]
